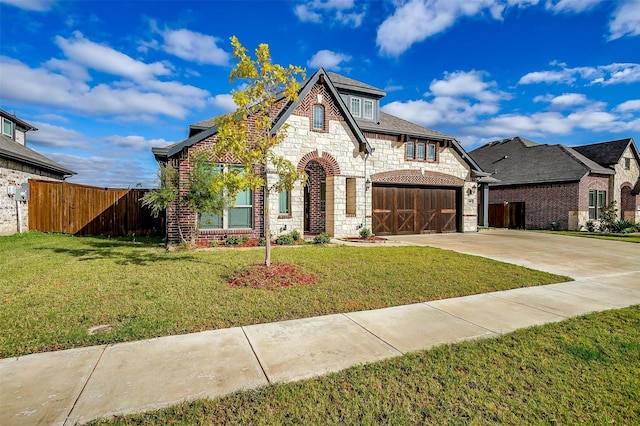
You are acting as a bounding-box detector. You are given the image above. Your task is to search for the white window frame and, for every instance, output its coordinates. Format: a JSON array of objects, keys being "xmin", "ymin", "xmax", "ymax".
[
  {"xmin": 427, "ymin": 143, "xmax": 436, "ymax": 162},
  {"xmin": 312, "ymin": 104, "xmax": 324, "ymax": 130},
  {"xmin": 363, "ymin": 99, "xmax": 374, "ymax": 119},
  {"xmin": 588, "ymin": 189, "xmax": 606, "ymax": 220},
  {"xmin": 350, "ymin": 97, "xmax": 361, "ymax": 117},
  {"xmin": 199, "ymin": 164, "xmax": 253, "ymax": 230}
]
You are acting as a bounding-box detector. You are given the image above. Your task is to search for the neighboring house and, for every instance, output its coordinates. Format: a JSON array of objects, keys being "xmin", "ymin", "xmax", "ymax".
[
  {"xmin": 470, "ymin": 136, "xmax": 639, "ymax": 230},
  {"xmin": 152, "ymin": 69, "xmax": 483, "ymax": 245},
  {"xmin": 0, "ymin": 108, "xmax": 75, "ymax": 235}
]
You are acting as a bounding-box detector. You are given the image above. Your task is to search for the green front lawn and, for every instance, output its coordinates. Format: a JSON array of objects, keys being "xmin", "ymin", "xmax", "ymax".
[
  {"xmin": 92, "ymin": 306, "xmax": 640, "ymax": 425},
  {"xmin": 0, "ymin": 232, "xmax": 568, "ymax": 358}
]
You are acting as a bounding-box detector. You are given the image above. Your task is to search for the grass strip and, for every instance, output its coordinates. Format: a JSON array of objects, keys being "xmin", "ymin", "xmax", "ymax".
[{"xmin": 91, "ymin": 306, "xmax": 640, "ymax": 425}]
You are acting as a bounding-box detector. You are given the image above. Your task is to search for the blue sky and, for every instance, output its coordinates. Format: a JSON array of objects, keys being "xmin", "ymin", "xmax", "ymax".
[{"xmin": 1, "ymin": 0, "xmax": 639, "ymax": 187}]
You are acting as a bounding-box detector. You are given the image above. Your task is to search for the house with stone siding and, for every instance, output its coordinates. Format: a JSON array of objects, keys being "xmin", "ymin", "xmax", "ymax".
[
  {"xmin": 152, "ymin": 69, "xmax": 484, "ymax": 245},
  {"xmin": 470, "ymin": 136, "xmax": 639, "ymax": 230},
  {"xmin": 0, "ymin": 107, "xmax": 75, "ymax": 235}
]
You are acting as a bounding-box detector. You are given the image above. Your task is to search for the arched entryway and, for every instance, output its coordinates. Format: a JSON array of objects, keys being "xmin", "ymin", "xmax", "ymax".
[{"xmin": 298, "ymin": 151, "xmax": 341, "ymax": 235}]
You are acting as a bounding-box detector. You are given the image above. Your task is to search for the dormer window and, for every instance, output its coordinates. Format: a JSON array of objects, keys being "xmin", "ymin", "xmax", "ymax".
[
  {"xmin": 312, "ymin": 104, "xmax": 325, "ymax": 130},
  {"xmin": 2, "ymin": 118, "xmax": 12, "ymax": 138},
  {"xmin": 350, "ymin": 98, "xmax": 361, "ymax": 117},
  {"xmin": 363, "ymin": 99, "xmax": 373, "ymax": 119}
]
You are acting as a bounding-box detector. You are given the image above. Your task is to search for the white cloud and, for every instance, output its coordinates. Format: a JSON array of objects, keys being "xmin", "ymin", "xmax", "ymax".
[
  {"xmin": 51, "ymin": 152, "xmax": 158, "ymax": 188},
  {"xmin": 428, "ymin": 70, "xmax": 506, "ymax": 103},
  {"xmin": 0, "ymin": 0, "xmax": 55, "ymax": 11},
  {"xmin": 546, "ymin": 93, "xmax": 589, "ymax": 108},
  {"xmin": 28, "ymin": 121, "xmax": 87, "ymax": 149},
  {"xmin": 0, "ymin": 56, "xmax": 210, "ymax": 119},
  {"xmin": 545, "ymin": 0, "xmax": 603, "ymax": 13},
  {"xmin": 609, "ymin": 0, "xmax": 640, "ymax": 40},
  {"xmin": 210, "ymin": 94, "xmax": 237, "ymax": 112},
  {"xmin": 105, "ymin": 135, "xmax": 174, "ymax": 150},
  {"xmin": 293, "ymin": 0, "xmax": 365, "ymax": 27},
  {"xmin": 55, "ymin": 31, "xmax": 172, "ymax": 82},
  {"xmin": 519, "ymin": 62, "xmax": 640, "ymax": 85},
  {"xmin": 307, "ymin": 50, "xmax": 352, "ymax": 70},
  {"xmin": 382, "ymin": 70, "xmax": 505, "ymax": 127},
  {"xmin": 377, "ymin": 0, "xmax": 510, "ymax": 57},
  {"xmin": 159, "ymin": 28, "xmax": 230, "ymax": 66},
  {"xmin": 616, "ymin": 99, "xmax": 640, "ymax": 112}
]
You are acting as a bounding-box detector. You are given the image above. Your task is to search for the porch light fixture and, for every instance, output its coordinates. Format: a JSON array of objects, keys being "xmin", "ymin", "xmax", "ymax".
[{"xmin": 365, "ymin": 178, "xmax": 371, "ymax": 191}]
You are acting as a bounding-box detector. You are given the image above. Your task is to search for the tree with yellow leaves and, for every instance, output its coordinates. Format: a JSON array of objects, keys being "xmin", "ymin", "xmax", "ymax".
[{"xmin": 214, "ymin": 36, "xmax": 306, "ymax": 266}]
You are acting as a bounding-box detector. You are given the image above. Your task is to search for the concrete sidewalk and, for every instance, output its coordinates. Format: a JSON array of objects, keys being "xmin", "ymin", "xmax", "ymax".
[{"xmin": 2, "ymin": 231, "xmax": 639, "ymax": 425}]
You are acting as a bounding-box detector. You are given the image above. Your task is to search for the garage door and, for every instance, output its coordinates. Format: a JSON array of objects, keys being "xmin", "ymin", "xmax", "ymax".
[{"xmin": 372, "ymin": 186, "xmax": 458, "ymax": 235}]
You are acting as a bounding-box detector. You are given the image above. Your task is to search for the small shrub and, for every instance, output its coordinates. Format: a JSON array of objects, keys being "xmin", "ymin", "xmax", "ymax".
[
  {"xmin": 257, "ymin": 237, "xmax": 266, "ymax": 246},
  {"xmin": 290, "ymin": 229, "xmax": 301, "ymax": 241},
  {"xmin": 224, "ymin": 235, "xmax": 241, "ymax": 245},
  {"xmin": 276, "ymin": 234, "xmax": 294, "ymax": 245},
  {"xmin": 210, "ymin": 241, "xmax": 219, "ymax": 248},
  {"xmin": 242, "ymin": 236, "xmax": 250, "ymax": 243},
  {"xmin": 313, "ymin": 233, "xmax": 330, "ymax": 244},
  {"xmin": 585, "ymin": 220, "xmax": 598, "ymax": 232},
  {"xmin": 359, "ymin": 228, "xmax": 371, "ymax": 239},
  {"xmin": 611, "ymin": 219, "xmax": 636, "ymax": 234}
]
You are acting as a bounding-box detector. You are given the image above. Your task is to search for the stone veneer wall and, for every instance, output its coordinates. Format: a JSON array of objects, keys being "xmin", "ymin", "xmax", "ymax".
[
  {"xmin": 0, "ymin": 158, "xmax": 63, "ymax": 235},
  {"xmin": 611, "ymin": 145, "xmax": 640, "ymax": 221}
]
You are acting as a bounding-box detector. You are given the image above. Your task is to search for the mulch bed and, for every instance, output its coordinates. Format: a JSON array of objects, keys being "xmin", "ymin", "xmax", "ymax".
[{"xmin": 227, "ymin": 262, "xmax": 317, "ymax": 290}]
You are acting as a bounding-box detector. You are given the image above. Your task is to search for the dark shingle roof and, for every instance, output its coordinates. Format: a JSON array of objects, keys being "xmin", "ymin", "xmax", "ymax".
[
  {"xmin": 326, "ymin": 72, "xmax": 386, "ymax": 98},
  {"xmin": 469, "ymin": 136, "xmax": 613, "ymax": 186},
  {"xmin": 0, "ymin": 134, "xmax": 75, "ymax": 177},
  {"xmin": 572, "ymin": 138, "xmax": 635, "ymax": 167},
  {"xmin": 357, "ymin": 112, "xmax": 452, "ymax": 141}
]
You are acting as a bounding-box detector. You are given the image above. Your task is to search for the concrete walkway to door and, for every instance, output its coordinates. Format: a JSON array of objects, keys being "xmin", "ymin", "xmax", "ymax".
[
  {"xmin": 1, "ymin": 230, "xmax": 639, "ymax": 425},
  {"xmin": 386, "ymin": 229, "xmax": 640, "ymax": 280}
]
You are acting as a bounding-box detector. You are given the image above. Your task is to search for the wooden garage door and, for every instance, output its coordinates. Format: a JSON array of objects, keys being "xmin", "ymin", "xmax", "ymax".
[{"xmin": 372, "ymin": 186, "xmax": 458, "ymax": 235}]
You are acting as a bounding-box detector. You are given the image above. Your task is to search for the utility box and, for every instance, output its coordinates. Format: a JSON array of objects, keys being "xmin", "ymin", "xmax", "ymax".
[{"xmin": 16, "ymin": 183, "xmax": 29, "ymax": 202}]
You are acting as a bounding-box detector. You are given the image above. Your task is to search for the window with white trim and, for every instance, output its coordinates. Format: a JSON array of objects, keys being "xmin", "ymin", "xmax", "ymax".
[
  {"xmin": 350, "ymin": 98, "xmax": 361, "ymax": 117},
  {"xmin": 624, "ymin": 158, "xmax": 631, "ymax": 170},
  {"xmin": 200, "ymin": 165, "xmax": 253, "ymax": 229},
  {"xmin": 312, "ymin": 104, "xmax": 324, "ymax": 130},
  {"xmin": 363, "ymin": 99, "xmax": 373, "ymax": 119},
  {"xmin": 588, "ymin": 189, "xmax": 606, "ymax": 220}
]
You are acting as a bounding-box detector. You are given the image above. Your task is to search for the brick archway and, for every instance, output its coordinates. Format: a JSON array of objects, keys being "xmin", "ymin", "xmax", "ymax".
[{"xmin": 297, "ymin": 150, "xmax": 341, "ymax": 176}]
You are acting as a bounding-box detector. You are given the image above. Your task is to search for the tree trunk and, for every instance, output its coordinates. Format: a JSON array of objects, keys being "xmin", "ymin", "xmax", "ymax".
[{"xmin": 264, "ymin": 186, "xmax": 271, "ymax": 267}]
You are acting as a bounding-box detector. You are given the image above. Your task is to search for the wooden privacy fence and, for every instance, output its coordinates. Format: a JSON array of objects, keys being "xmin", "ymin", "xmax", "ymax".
[
  {"xmin": 28, "ymin": 180, "xmax": 164, "ymax": 236},
  {"xmin": 488, "ymin": 202, "xmax": 525, "ymax": 229}
]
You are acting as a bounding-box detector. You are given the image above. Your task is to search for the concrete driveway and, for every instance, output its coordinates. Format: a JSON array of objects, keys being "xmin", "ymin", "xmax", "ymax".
[{"xmin": 386, "ymin": 229, "xmax": 640, "ymax": 280}]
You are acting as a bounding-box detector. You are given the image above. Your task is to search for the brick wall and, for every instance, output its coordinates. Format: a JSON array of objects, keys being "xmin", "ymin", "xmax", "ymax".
[{"xmin": 488, "ymin": 181, "xmax": 580, "ymax": 230}]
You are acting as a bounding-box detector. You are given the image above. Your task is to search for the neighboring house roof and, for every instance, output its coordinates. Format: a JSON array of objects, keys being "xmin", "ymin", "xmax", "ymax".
[
  {"xmin": 0, "ymin": 107, "xmax": 37, "ymax": 132},
  {"xmin": 469, "ymin": 136, "xmax": 613, "ymax": 186},
  {"xmin": 0, "ymin": 134, "xmax": 76, "ymax": 177},
  {"xmin": 572, "ymin": 138, "xmax": 639, "ymax": 168}
]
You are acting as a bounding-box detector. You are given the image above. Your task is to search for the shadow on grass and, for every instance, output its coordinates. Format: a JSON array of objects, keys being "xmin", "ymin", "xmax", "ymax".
[{"xmin": 34, "ymin": 236, "xmax": 202, "ymax": 266}]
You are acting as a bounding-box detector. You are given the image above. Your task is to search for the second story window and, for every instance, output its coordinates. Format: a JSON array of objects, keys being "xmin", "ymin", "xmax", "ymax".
[
  {"xmin": 2, "ymin": 118, "xmax": 12, "ymax": 138},
  {"xmin": 312, "ymin": 104, "xmax": 325, "ymax": 130},
  {"xmin": 363, "ymin": 99, "xmax": 373, "ymax": 119},
  {"xmin": 406, "ymin": 141, "xmax": 415, "ymax": 159},
  {"xmin": 351, "ymin": 98, "xmax": 361, "ymax": 117}
]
